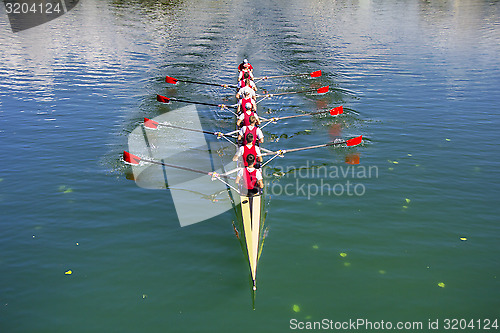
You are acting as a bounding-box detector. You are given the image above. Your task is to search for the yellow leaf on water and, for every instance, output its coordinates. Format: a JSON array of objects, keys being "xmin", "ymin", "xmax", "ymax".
[
  {"xmin": 293, "ymin": 304, "xmax": 300, "ymax": 312},
  {"xmin": 65, "ymin": 270, "xmax": 72, "ymax": 275},
  {"xmin": 438, "ymin": 282, "xmax": 445, "ymax": 288},
  {"xmin": 405, "ymin": 198, "xmax": 411, "ymax": 204},
  {"xmin": 340, "ymin": 252, "xmax": 347, "ymax": 257}
]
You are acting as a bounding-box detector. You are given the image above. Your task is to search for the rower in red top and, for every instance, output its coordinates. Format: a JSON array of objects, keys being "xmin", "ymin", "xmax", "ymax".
[
  {"xmin": 237, "ymin": 102, "xmax": 260, "ymax": 127},
  {"xmin": 233, "ymin": 133, "xmax": 263, "ymax": 167},
  {"xmin": 238, "ymin": 59, "xmax": 254, "ymax": 81},
  {"xmin": 237, "ymin": 72, "xmax": 257, "ymax": 92},
  {"xmin": 238, "ymin": 115, "xmax": 264, "ymax": 145},
  {"xmin": 237, "ymin": 89, "xmax": 257, "ymax": 115},
  {"xmin": 235, "ymin": 154, "xmax": 263, "ymax": 196}
]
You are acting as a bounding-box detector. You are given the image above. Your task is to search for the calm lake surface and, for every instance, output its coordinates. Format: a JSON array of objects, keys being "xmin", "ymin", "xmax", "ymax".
[{"xmin": 1, "ymin": 0, "xmax": 499, "ymax": 332}]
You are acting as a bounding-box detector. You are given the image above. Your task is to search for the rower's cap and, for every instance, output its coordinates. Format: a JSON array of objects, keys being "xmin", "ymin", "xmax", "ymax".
[
  {"xmin": 243, "ymin": 59, "xmax": 248, "ymax": 64},
  {"xmin": 245, "ymin": 102, "xmax": 252, "ymax": 109}
]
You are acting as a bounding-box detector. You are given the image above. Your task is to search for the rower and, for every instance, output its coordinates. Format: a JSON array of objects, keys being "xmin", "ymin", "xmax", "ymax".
[
  {"xmin": 238, "ymin": 115, "xmax": 264, "ymax": 145},
  {"xmin": 236, "ymin": 84, "xmax": 256, "ymax": 101},
  {"xmin": 236, "ymin": 75, "xmax": 257, "ymax": 100},
  {"xmin": 238, "ymin": 59, "xmax": 254, "ymax": 81},
  {"xmin": 235, "ymin": 154, "xmax": 264, "ymax": 196},
  {"xmin": 233, "ymin": 133, "xmax": 263, "ymax": 166},
  {"xmin": 237, "ymin": 103, "xmax": 260, "ymax": 128},
  {"xmin": 238, "ymin": 72, "xmax": 257, "ymax": 92},
  {"xmin": 237, "ymin": 90, "xmax": 257, "ymax": 115}
]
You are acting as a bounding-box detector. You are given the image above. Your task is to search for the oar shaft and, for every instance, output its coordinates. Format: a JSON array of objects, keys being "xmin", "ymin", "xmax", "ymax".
[
  {"xmin": 261, "ymin": 141, "xmax": 345, "ymax": 156},
  {"xmin": 257, "ymin": 89, "xmax": 313, "ymax": 97},
  {"xmin": 272, "ymin": 109, "xmax": 330, "ymax": 121},
  {"xmin": 177, "ymin": 78, "xmax": 237, "ymax": 89},
  {"xmin": 142, "ymin": 158, "xmax": 209, "ymax": 175},
  {"xmin": 169, "ymin": 97, "xmax": 222, "ymax": 108},
  {"xmin": 255, "ymin": 73, "xmax": 308, "ymax": 80},
  {"xmin": 161, "ymin": 96, "xmax": 237, "ymax": 109},
  {"xmin": 254, "ymin": 70, "xmax": 321, "ymax": 81},
  {"xmin": 156, "ymin": 122, "xmax": 236, "ymax": 138},
  {"xmin": 281, "ymin": 142, "xmax": 341, "ymax": 154}
]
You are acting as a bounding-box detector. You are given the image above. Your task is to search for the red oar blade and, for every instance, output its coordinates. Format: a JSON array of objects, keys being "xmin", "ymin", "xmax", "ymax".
[
  {"xmin": 346, "ymin": 135, "xmax": 363, "ymax": 147},
  {"xmin": 123, "ymin": 151, "xmax": 142, "ymax": 165},
  {"xmin": 165, "ymin": 76, "xmax": 178, "ymax": 84},
  {"xmin": 144, "ymin": 118, "xmax": 159, "ymax": 129},
  {"xmin": 156, "ymin": 94, "xmax": 170, "ymax": 103},
  {"xmin": 310, "ymin": 70, "xmax": 322, "ymax": 78},
  {"xmin": 317, "ymin": 85, "xmax": 329, "ymax": 94},
  {"xmin": 330, "ymin": 105, "xmax": 344, "ymax": 116}
]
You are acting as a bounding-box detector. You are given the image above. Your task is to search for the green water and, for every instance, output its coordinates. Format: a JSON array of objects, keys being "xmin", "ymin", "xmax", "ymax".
[{"xmin": 1, "ymin": 0, "xmax": 499, "ymax": 332}]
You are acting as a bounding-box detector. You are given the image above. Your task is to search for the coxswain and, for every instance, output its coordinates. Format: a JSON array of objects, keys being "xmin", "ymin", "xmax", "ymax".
[
  {"xmin": 233, "ymin": 133, "xmax": 263, "ymax": 166},
  {"xmin": 238, "ymin": 115, "xmax": 264, "ymax": 145},
  {"xmin": 238, "ymin": 59, "xmax": 254, "ymax": 80},
  {"xmin": 237, "ymin": 90, "xmax": 257, "ymax": 116},
  {"xmin": 235, "ymin": 154, "xmax": 264, "ymax": 196}
]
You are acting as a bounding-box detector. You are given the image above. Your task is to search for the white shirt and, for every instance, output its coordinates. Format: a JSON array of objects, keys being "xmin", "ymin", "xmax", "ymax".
[
  {"xmin": 237, "ymin": 167, "xmax": 263, "ymax": 181},
  {"xmin": 237, "ymin": 86, "xmax": 256, "ymax": 100},
  {"xmin": 239, "ymin": 125, "xmax": 264, "ymax": 141}
]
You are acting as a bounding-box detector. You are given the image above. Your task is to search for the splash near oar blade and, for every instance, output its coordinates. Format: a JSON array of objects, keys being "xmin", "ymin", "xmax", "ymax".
[
  {"xmin": 144, "ymin": 118, "xmax": 159, "ymax": 129},
  {"xmin": 330, "ymin": 105, "xmax": 344, "ymax": 116},
  {"xmin": 317, "ymin": 86, "xmax": 329, "ymax": 94},
  {"xmin": 123, "ymin": 151, "xmax": 141, "ymax": 165},
  {"xmin": 346, "ymin": 135, "xmax": 363, "ymax": 147},
  {"xmin": 165, "ymin": 76, "xmax": 178, "ymax": 84},
  {"xmin": 310, "ymin": 70, "xmax": 322, "ymax": 78},
  {"xmin": 157, "ymin": 94, "xmax": 170, "ymax": 103}
]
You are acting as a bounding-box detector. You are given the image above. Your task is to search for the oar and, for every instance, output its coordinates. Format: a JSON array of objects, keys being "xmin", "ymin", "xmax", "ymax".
[
  {"xmin": 156, "ymin": 94, "xmax": 237, "ymax": 109},
  {"xmin": 165, "ymin": 76, "xmax": 238, "ymax": 89},
  {"xmin": 256, "ymin": 85, "xmax": 329, "ymax": 98},
  {"xmin": 261, "ymin": 135, "xmax": 362, "ymax": 157},
  {"xmin": 254, "ymin": 70, "xmax": 322, "ymax": 81},
  {"xmin": 123, "ymin": 151, "xmax": 209, "ymax": 174},
  {"xmin": 123, "ymin": 151, "xmax": 241, "ymax": 192},
  {"xmin": 143, "ymin": 118, "xmax": 237, "ymax": 139},
  {"xmin": 260, "ymin": 106, "xmax": 343, "ymax": 129}
]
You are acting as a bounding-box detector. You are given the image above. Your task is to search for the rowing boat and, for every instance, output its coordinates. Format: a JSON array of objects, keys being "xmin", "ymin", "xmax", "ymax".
[
  {"xmin": 124, "ymin": 65, "xmax": 362, "ymax": 308},
  {"xmin": 239, "ymin": 193, "xmax": 262, "ymax": 291}
]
